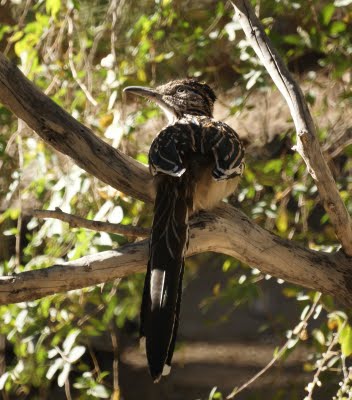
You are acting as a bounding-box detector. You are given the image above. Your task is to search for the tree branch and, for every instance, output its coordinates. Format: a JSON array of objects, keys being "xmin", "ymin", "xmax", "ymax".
[
  {"xmin": 231, "ymin": 0, "xmax": 352, "ymax": 256},
  {"xmin": 0, "ymin": 52, "xmax": 153, "ymax": 204},
  {"xmin": 0, "ymin": 204, "xmax": 351, "ymax": 306},
  {"xmin": 0, "ymin": 44, "xmax": 351, "ymax": 308},
  {"xmin": 33, "ymin": 208, "xmax": 150, "ymax": 238}
]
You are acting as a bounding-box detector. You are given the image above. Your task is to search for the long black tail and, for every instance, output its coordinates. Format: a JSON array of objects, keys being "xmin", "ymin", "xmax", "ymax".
[{"xmin": 140, "ymin": 175, "xmax": 192, "ymax": 382}]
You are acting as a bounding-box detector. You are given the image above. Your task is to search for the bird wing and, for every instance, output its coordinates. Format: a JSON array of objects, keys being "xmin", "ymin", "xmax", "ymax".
[{"xmin": 149, "ymin": 118, "xmax": 244, "ymax": 181}]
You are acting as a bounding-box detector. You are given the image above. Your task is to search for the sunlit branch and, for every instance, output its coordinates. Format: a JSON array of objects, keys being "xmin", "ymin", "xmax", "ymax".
[
  {"xmin": 0, "ymin": 52, "xmax": 153, "ymax": 204},
  {"xmin": 231, "ymin": 0, "xmax": 352, "ymax": 256},
  {"xmin": 33, "ymin": 208, "xmax": 150, "ymax": 238},
  {"xmin": 0, "ymin": 205, "xmax": 351, "ymax": 306}
]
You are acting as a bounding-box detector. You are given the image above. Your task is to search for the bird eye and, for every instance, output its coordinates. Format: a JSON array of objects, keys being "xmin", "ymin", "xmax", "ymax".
[{"xmin": 177, "ymin": 87, "xmax": 186, "ymax": 93}]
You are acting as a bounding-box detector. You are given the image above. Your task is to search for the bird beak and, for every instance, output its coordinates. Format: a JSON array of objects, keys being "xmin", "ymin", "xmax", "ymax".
[
  {"xmin": 123, "ymin": 86, "xmax": 160, "ymax": 101},
  {"xmin": 124, "ymin": 85, "xmax": 177, "ymax": 122}
]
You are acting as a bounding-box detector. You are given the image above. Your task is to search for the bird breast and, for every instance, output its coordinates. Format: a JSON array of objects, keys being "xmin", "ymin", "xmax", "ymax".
[{"xmin": 192, "ymin": 165, "xmax": 240, "ymax": 212}]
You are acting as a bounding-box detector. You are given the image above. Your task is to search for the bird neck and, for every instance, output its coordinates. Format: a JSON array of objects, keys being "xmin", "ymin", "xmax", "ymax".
[{"xmin": 166, "ymin": 111, "xmax": 213, "ymax": 126}]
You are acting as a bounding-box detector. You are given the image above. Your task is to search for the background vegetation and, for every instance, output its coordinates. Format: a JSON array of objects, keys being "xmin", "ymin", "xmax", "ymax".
[{"xmin": 0, "ymin": 0, "xmax": 351, "ymax": 399}]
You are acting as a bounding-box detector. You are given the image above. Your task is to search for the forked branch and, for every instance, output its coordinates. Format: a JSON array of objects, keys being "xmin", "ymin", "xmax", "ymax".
[
  {"xmin": 231, "ymin": 0, "xmax": 352, "ymax": 256},
  {"xmin": 0, "ymin": 5, "xmax": 351, "ymax": 308},
  {"xmin": 0, "ymin": 52, "xmax": 153, "ymax": 204}
]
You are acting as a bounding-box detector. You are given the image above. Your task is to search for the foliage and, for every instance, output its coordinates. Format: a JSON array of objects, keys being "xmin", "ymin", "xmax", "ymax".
[{"xmin": 0, "ymin": 0, "xmax": 351, "ymax": 399}]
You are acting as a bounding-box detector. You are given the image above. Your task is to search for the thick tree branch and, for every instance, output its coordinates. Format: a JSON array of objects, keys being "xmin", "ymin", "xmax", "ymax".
[
  {"xmin": 231, "ymin": 0, "xmax": 352, "ymax": 256},
  {"xmin": 0, "ymin": 204, "xmax": 351, "ymax": 306},
  {"xmin": 0, "ymin": 45, "xmax": 351, "ymax": 307},
  {"xmin": 33, "ymin": 208, "xmax": 150, "ymax": 238},
  {"xmin": 0, "ymin": 52, "xmax": 153, "ymax": 204}
]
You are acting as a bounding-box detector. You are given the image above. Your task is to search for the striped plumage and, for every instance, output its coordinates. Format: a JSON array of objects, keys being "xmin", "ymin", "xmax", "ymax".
[{"xmin": 124, "ymin": 79, "xmax": 244, "ymax": 382}]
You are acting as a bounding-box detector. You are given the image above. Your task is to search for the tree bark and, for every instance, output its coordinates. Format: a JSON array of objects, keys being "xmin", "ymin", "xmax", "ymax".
[
  {"xmin": 0, "ymin": 205, "xmax": 351, "ymax": 306},
  {"xmin": 0, "ymin": 0, "xmax": 351, "ymax": 307},
  {"xmin": 0, "ymin": 53, "xmax": 153, "ymax": 204},
  {"xmin": 231, "ymin": 0, "xmax": 352, "ymax": 256}
]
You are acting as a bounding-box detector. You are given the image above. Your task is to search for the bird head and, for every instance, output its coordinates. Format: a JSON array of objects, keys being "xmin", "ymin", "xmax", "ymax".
[{"xmin": 124, "ymin": 79, "xmax": 216, "ymax": 123}]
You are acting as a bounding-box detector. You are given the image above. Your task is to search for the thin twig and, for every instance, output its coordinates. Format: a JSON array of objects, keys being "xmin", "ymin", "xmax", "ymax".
[
  {"xmin": 15, "ymin": 122, "xmax": 24, "ymax": 268},
  {"xmin": 304, "ymin": 321, "xmax": 344, "ymax": 400},
  {"xmin": 323, "ymin": 127, "xmax": 352, "ymax": 160},
  {"xmin": 33, "ymin": 207, "xmax": 150, "ymax": 238},
  {"xmin": 44, "ymin": 11, "xmax": 69, "ymax": 63},
  {"xmin": 67, "ymin": 15, "xmax": 98, "ymax": 107},
  {"xmin": 110, "ymin": 328, "xmax": 120, "ymax": 399},
  {"xmin": 108, "ymin": 0, "xmax": 118, "ymax": 67},
  {"xmin": 64, "ymin": 377, "xmax": 73, "ymax": 400},
  {"xmin": 227, "ymin": 293, "xmax": 322, "ymax": 399},
  {"xmin": 88, "ymin": 345, "xmax": 102, "ymax": 377},
  {"xmin": 77, "ymin": 304, "xmax": 105, "ymax": 327},
  {"xmin": 204, "ymin": 0, "xmax": 231, "ymax": 35}
]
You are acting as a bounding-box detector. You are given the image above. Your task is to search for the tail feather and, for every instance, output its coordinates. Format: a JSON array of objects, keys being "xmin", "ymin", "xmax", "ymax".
[
  {"xmin": 165, "ymin": 260, "xmax": 184, "ymax": 367},
  {"xmin": 140, "ymin": 175, "xmax": 191, "ymax": 382}
]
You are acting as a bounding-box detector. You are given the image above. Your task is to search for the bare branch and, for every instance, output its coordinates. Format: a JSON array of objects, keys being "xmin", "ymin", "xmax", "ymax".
[
  {"xmin": 0, "ymin": 204, "xmax": 351, "ymax": 306},
  {"xmin": 231, "ymin": 0, "xmax": 352, "ymax": 256},
  {"xmin": 227, "ymin": 293, "xmax": 322, "ymax": 399},
  {"xmin": 304, "ymin": 325, "xmax": 342, "ymax": 399},
  {"xmin": 67, "ymin": 15, "xmax": 98, "ymax": 107},
  {"xmin": 33, "ymin": 208, "xmax": 150, "ymax": 238},
  {"xmin": 0, "ymin": 49, "xmax": 351, "ymax": 309},
  {"xmin": 0, "ymin": 52, "xmax": 153, "ymax": 204}
]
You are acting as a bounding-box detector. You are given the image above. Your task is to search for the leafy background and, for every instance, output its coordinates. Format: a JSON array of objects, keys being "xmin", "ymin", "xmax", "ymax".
[{"xmin": 0, "ymin": 0, "xmax": 351, "ymax": 399}]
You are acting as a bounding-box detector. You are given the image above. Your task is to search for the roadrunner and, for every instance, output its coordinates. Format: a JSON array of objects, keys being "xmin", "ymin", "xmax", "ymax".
[{"xmin": 124, "ymin": 79, "xmax": 244, "ymax": 382}]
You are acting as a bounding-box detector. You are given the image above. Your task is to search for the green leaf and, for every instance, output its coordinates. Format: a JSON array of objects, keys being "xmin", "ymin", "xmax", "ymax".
[
  {"xmin": 0, "ymin": 372, "xmax": 9, "ymax": 390},
  {"xmin": 209, "ymin": 387, "xmax": 223, "ymax": 400},
  {"xmin": 300, "ymin": 305, "xmax": 310, "ymax": 320},
  {"xmin": 63, "ymin": 329, "xmax": 81, "ymax": 354},
  {"xmin": 10, "ymin": 207, "xmax": 20, "ymax": 219},
  {"xmin": 0, "ymin": 25, "xmax": 11, "ymax": 42},
  {"xmin": 330, "ymin": 21, "xmax": 346, "ymax": 35},
  {"xmin": 312, "ymin": 329, "xmax": 325, "ymax": 345},
  {"xmin": 136, "ymin": 153, "xmax": 148, "ymax": 165},
  {"xmin": 46, "ymin": 0, "xmax": 61, "ymax": 18},
  {"xmin": 283, "ymin": 34, "xmax": 302, "ymax": 45},
  {"xmin": 263, "ymin": 159, "xmax": 282, "ymax": 174},
  {"xmin": 58, "ymin": 362, "xmax": 71, "ymax": 387},
  {"xmin": 48, "ymin": 348, "xmax": 58, "ymax": 359},
  {"xmin": 339, "ymin": 324, "xmax": 352, "ymax": 356},
  {"xmin": 87, "ymin": 384, "xmax": 110, "ymax": 398},
  {"xmin": 67, "ymin": 346, "xmax": 86, "ymax": 363},
  {"xmin": 8, "ymin": 31, "xmax": 24, "ymax": 43},
  {"xmin": 276, "ymin": 207, "xmax": 288, "ymax": 233},
  {"xmin": 287, "ymin": 337, "xmax": 299, "ymax": 349},
  {"xmin": 321, "ymin": 4, "xmax": 335, "ymax": 26},
  {"xmin": 46, "ymin": 358, "xmax": 64, "ymax": 380},
  {"xmin": 137, "ymin": 69, "xmax": 147, "ymax": 82}
]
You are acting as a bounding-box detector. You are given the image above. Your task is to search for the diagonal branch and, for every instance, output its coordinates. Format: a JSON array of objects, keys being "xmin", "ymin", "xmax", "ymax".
[
  {"xmin": 231, "ymin": 0, "xmax": 352, "ymax": 256},
  {"xmin": 0, "ymin": 204, "xmax": 351, "ymax": 306},
  {"xmin": 0, "ymin": 52, "xmax": 153, "ymax": 204},
  {"xmin": 0, "ymin": 49, "xmax": 351, "ymax": 308},
  {"xmin": 33, "ymin": 208, "xmax": 150, "ymax": 238}
]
